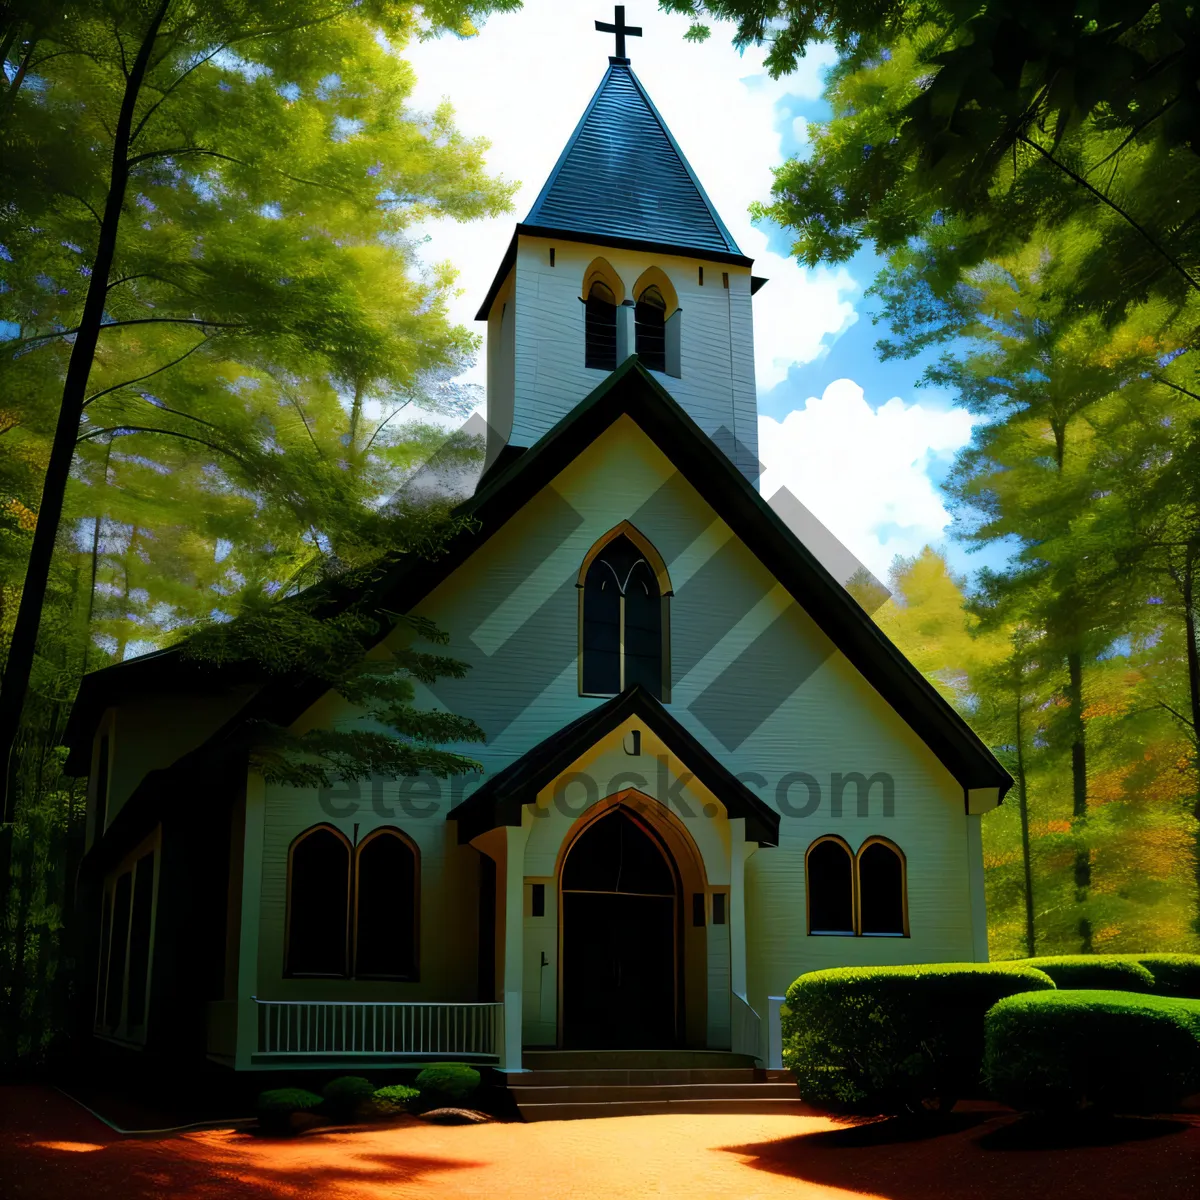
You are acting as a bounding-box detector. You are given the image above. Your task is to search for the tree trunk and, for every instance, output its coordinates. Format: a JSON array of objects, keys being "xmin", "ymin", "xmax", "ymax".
[
  {"xmin": 1014, "ymin": 670, "xmax": 1036, "ymax": 956},
  {"xmin": 1066, "ymin": 648, "xmax": 1091, "ymax": 951},
  {"xmin": 1182, "ymin": 562, "xmax": 1200, "ymax": 935},
  {"xmin": 0, "ymin": 0, "xmax": 171, "ymax": 821}
]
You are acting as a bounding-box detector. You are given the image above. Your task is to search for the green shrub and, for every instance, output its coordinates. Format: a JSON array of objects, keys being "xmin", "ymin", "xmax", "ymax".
[
  {"xmin": 1013, "ymin": 955, "xmax": 1156, "ymax": 992},
  {"xmin": 1118, "ymin": 954, "xmax": 1200, "ymax": 999},
  {"xmin": 256, "ymin": 1088, "xmax": 323, "ymax": 1134},
  {"xmin": 321, "ymin": 1075, "xmax": 377, "ymax": 1121},
  {"xmin": 984, "ymin": 989, "xmax": 1200, "ymax": 1113},
  {"xmin": 372, "ymin": 1084, "xmax": 420, "ymax": 1116},
  {"xmin": 414, "ymin": 1063, "xmax": 482, "ymax": 1106},
  {"xmin": 782, "ymin": 963, "xmax": 1056, "ymax": 1115}
]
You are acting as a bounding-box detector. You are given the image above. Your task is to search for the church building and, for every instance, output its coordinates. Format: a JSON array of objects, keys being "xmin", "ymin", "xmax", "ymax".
[{"xmin": 63, "ymin": 19, "xmax": 1011, "ymax": 1088}]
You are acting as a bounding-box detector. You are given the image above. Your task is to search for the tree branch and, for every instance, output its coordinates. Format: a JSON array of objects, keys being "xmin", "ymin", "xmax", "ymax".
[
  {"xmin": 1016, "ymin": 133, "xmax": 1200, "ymax": 297},
  {"xmin": 82, "ymin": 337, "xmax": 208, "ymax": 407},
  {"xmin": 76, "ymin": 423, "xmax": 248, "ymax": 467}
]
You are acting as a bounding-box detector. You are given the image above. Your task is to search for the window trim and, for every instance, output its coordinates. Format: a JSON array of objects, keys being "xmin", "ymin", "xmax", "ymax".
[
  {"xmin": 804, "ymin": 834, "xmax": 856, "ymax": 937},
  {"xmin": 352, "ymin": 826, "xmax": 421, "ymax": 981},
  {"xmin": 855, "ymin": 835, "xmax": 909, "ymax": 938},
  {"xmin": 284, "ymin": 823, "xmax": 353, "ymax": 979},
  {"xmin": 577, "ymin": 522, "xmax": 672, "ymax": 701}
]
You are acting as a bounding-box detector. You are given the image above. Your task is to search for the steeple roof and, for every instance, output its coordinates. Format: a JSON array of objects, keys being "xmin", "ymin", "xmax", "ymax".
[{"xmin": 523, "ymin": 63, "xmax": 744, "ymax": 260}]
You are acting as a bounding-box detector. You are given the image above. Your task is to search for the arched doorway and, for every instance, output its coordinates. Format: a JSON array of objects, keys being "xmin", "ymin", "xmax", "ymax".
[{"xmin": 560, "ymin": 806, "xmax": 680, "ymax": 1048}]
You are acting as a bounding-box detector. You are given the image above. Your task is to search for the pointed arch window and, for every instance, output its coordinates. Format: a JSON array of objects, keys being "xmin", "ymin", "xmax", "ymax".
[
  {"xmin": 857, "ymin": 837, "xmax": 908, "ymax": 936},
  {"xmin": 585, "ymin": 280, "xmax": 618, "ymax": 370},
  {"xmin": 354, "ymin": 828, "xmax": 419, "ymax": 979},
  {"xmin": 634, "ymin": 284, "xmax": 667, "ymax": 372},
  {"xmin": 579, "ymin": 526, "xmax": 671, "ymax": 700},
  {"xmin": 286, "ymin": 825, "xmax": 351, "ymax": 977},
  {"xmin": 806, "ymin": 836, "xmax": 855, "ymax": 936}
]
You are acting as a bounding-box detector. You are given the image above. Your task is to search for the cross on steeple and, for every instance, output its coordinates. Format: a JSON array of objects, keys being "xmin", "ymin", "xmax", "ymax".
[{"xmin": 595, "ymin": 5, "xmax": 642, "ymax": 65}]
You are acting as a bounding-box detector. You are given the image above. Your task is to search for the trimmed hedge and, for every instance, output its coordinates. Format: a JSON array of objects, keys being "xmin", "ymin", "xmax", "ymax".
[
  {"xmin": 372, "ymin": 1084, "xmax": 420, "ymax": 1117},
  {"xmin": 256, "ymin": 1088, "xmax": 323, "ymax": 1135},
  {"xmin": 321, "ymin": 1075, "xmax": 377, "ymax": 1120},
  {"xmin": 985, "ymin": 989, "xmax": 1200, "ymax": 1113},
  {"xmin": 1118, "ymin": 954, "xmax": 1200, "ymax": 999},
  {"xmin": 1013, "ymin": 955, "xmax": 1156, "ymax": 992},
  {"xmin": 782, "ymin": 963, "xmax": 1056, "ymax": 1115},
  {"xmin": 414, "ymin": 1063, "xmax": 481, "ymax": 1106}
]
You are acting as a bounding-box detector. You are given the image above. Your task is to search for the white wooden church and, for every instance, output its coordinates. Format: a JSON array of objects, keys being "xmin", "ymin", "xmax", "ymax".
[{"xmin": 65, "ymin": 16, "xmax": 1010, "ymax": 1093}]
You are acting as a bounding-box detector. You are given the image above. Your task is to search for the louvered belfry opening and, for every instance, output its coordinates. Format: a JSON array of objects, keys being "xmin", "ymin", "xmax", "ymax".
[
  {"xmin": 634, "ymin": 285, "xmax": 667, "ymax": 372},
  {"xmin": 585, "ymin": 280, "xmax": 618, "ymax": 369}
]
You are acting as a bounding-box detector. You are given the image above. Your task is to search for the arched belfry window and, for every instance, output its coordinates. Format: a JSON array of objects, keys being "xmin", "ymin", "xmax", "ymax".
[
  {"xmin": 354, "ymin": 828, "xmax": 419, "ymax": 979},
  {"xmin": 286, "ymin": 825, "xmax": 352, "ymax": 976},
  {"xmin": 585, "ymin": 280, "xmax": 618, "ymax": 370},
  {"xmin": 857, "ymin": 837, "xmax": 908, "ymax": 936},
  {"xmin": 806, "ymin": 836, "xmax": 855, "ymax": 936},
  {"xmin": 579, "ymin": 523, "xmax": 671, "ymax": 699},
  {"xmin": 634, "ymin": 285, "xmax": 667, "ymax": 372}
]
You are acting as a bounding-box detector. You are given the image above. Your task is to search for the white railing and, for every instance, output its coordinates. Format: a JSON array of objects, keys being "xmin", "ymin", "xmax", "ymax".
[
  {"xmin": 731, "ymin": 991, "xmax": 762, "ymax": 1063},
  {"xmin": 254, "ymin": 999, "xmax": 504, "ymax": 1059}
]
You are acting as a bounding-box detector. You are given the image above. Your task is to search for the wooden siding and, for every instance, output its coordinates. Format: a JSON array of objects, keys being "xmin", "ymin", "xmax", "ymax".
[
  {"xmin": 267, "ymin": 414, "xmax": 986, "ymax": 1029},
  {"xmin": 496, "ymin": 236, "xmax": 759, "ymax": 477}
]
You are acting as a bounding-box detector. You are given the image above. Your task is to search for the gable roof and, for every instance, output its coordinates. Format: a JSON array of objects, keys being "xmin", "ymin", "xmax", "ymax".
[
  {"xmin": 64, "ymin": 357, "xmax": 1012, "ymax": 809},
  {"xmin": 524, "ymin": 63, "xmax": 743, "ymax": 261},
  {"xmin": 448, "ymin": 685, "xmax": 780, "ymax": 846}
]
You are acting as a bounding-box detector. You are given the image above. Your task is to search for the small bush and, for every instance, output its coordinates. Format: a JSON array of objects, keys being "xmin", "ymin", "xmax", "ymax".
[
  {"xmin": 782, "ymin": 963, "xmax": 1056, "ymax": 1115},
  {"xmin": 984, "ymin": 989, "xmax": 1200, "ymax": 1114},
  {"xmin": 321, "ymin": 1075, "xmax": 377, "ymax": 1121},
  {"xmin": 414, "ymin": 1063, "xmax": 481, "ymax": 1106},
  {"xmin": 256, "ymin": 1088, "xmax": 323, "ymax": 1135},
  {"xmin": 1118, "ymin": 954, "xmax": 1200, "ymax": 999},
  {"xmin": 372, "ymin": 1084, "xmax": 420, "ymax": 1116},
  {"xmin": 1014, "ymin": 955, "xmax": 1156, "ymax": 992}
]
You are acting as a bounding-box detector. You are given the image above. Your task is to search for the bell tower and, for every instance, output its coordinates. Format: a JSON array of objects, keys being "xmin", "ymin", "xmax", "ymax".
[{"xmin": 477, "ymin": 9, "xmax": 765, "ymax": 482}]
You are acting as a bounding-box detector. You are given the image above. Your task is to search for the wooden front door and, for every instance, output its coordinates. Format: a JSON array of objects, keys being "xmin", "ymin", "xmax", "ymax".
[{"xmin": 560, "ymin": 807, "xmax": 680, "ymax": 1049}]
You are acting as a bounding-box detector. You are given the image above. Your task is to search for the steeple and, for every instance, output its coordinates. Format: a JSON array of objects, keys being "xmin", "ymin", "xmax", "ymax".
[{"xmin": 478, "ymin": 25, "xmax": 763, "ymax": 483}]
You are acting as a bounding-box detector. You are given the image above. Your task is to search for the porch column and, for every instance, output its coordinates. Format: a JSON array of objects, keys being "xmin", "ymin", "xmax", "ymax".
[
  {"xmin": 728, "ymin": 817, "xmax": 748, "ymax": 998},
  {"xmin": 234, "ymin": 772, "xmax": 266, "ymax": 1070},
  {"xmin": 499, "ymin": 821, "xmax": 531, "ymax": 1072}
]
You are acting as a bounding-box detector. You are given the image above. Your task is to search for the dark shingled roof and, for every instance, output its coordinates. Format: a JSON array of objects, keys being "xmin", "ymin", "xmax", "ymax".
[
  {"xmin": 447, "ymin": 685, "xmax": 781, "ymax": 847},
  {"xmin": 523, "ymin": 63, "xmax": 742, "ymax": 259}
]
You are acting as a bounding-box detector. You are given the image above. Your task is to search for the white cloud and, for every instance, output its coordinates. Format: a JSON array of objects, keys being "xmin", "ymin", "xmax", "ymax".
[
  {"xmin": 791, "ymin": 114, "xmax": 810, "ymax": 143},
  {"xmin": 758, "ymin": 380, "xmax": 977, "ymax": 580},
  {"xmin": 401, "ymin": 2, "xmax": 846, "ymax": 392}
]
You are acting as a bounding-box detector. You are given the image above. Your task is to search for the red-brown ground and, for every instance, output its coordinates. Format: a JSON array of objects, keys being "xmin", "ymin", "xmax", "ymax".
[{"xmin": 1, "ymin": 1086, "xmax": 1198, "ymax": 1199}]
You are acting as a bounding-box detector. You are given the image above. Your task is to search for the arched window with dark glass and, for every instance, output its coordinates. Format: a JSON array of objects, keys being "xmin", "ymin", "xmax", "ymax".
[
  {"xmin": 354, "ymin": 828, "xmax": 419, "ymax": 979},
  {"xmin": 857, "ymin": 838, "xmax": 907, "ymax": 936},
  {"xmin": 585, "ymin": 280, "xmax": 618, "ymax": 370},
  {"xmin": 806, "ymin": 836, "xmax": 855, "ymax": 935},
  {"xmin": 286, "ymin": 825, "xmax": 351, "ymax": 976},
  {"xmin": 580, "ymin": 530, "xmax": 667, "ymax": 699},
  {"xmin": 634, "ymin": 285, "xmax": 667, "ymax": 372}
]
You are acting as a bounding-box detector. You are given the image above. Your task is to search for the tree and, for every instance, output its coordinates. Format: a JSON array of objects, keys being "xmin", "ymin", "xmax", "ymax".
[
  {"xmin": 666, "ymin": 2, "xmax": 1200, "ymax": 334},
  {"xmin": 0, "ymin": 0, "xmax": 517, "ymax": 815}
]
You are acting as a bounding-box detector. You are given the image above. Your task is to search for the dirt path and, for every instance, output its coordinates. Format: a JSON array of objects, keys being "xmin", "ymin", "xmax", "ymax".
[{"xmin": 2, "ymin": 1086, "xmax": 1198, "ymax": 1199}]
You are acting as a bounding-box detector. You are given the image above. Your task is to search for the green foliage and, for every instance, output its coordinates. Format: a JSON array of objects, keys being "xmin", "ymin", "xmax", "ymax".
[
  {"xmin": 257, "ymin": 1087, "xmax": 324, "ymax": 1133},
  {"xmin": 321, "ymin": 1075, "xmax": 377, "ymax": 1120},
  {"xmin": 372, "ymin": 1083, "xmax": 420, "ymax": 1115},
  {"xmin": 1118, "ymin": 954, "xmax": 1200, "ymax": 999},
  {"xmin": 984, "ymin": 989, "xmax": 1200, "ymax": 1113},
  {"xmin": 414, "ymin": 1062, "xmax": 481, "ymax": 1105},
  {"xmin": 781, "ymin": 963, "xmax": 1056, "ymax": 1115},
  {"xmin": 1013, "ymin": 955, "xmax": 1156, "ymax": 992}
]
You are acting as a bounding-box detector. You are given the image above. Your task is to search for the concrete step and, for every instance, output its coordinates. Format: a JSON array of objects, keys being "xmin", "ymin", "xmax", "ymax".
[
  {"xmin": 510, "ymin": 1082, "xmax": 801, "ymax": 1105},
  {"xmin": 511, "ymin": 1068, "xmax": 762, "ymax": 1087},
  {"xmin": 517, "ymin": 1096, "xmax": 815, "ymax": 1122},
  {"xmin": 521, "ymin": 1050, "xmax": 758, "ymax": 1071}
]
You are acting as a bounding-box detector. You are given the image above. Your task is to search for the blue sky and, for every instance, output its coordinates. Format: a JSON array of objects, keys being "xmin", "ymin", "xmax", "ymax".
[{"xmin": 404, "ymin": 2, "xmax": 1008, "ymax": 586}]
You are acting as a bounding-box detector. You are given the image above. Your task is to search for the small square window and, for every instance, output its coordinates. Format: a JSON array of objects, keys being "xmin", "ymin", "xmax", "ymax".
[
  {"xmin": 713, "ymin": 893, "xmax": 726, "ymax": 925},
  {"xmin": 531, "ymin": 883, "xmax": 545, "ymax": 918}
]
